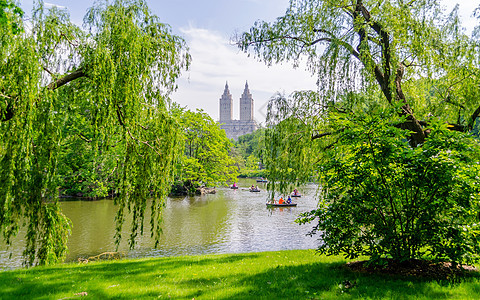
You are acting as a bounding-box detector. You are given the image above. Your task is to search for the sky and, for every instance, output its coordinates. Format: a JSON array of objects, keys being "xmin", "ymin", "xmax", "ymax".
[{"xmin": 19, "ymin": 0, "xmax": 479, "ymax": 125}]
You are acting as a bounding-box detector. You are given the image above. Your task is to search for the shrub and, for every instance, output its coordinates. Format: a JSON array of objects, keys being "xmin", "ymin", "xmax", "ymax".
[{"xmin": 298, "ymin": 112, "xmax": 480, "ymax": 265}]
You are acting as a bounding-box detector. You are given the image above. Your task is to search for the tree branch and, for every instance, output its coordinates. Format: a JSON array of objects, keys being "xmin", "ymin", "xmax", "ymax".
[
  {"xmin": 314, "ymin": 28, "xmax": 361, "ymax": 59},
  {"xmin": 353, "ymin": 1, "xmax": 391, "ymax": 103},
  {"xmin": 2, "ymin": 68, "xmax": 88, "ymax": 122},
  {"xmin": 467, "ymin": 105, "xmax": 480, "ymax": 131},
  {"xmin": 312, "ymin": 132, "xmax": 333, "ymax": 140},
  {"xmin": 47, "ymin": 68, "xmax": 86, "ymax": 90},
  {"xmin": 312, "ymin": 127, "xmax": 345, "ymax": 140}
]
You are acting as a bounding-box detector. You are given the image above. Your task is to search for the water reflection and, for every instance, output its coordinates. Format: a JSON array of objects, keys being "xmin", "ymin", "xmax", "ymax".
[{"xmin": 0, "ymin": 179, "xmax": 320, "ymax": 269}]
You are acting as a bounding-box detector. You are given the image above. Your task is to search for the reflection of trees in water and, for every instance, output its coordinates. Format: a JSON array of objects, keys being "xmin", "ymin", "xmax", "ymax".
[{"xmin": 162, "ymin": 195, "xmax": 230, "ymax": 247}]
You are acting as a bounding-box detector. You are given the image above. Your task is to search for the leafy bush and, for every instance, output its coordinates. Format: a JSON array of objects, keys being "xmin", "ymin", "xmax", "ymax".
[{"xmin": 298, "ymin": 111, "xmax": 480, "ymax": 265}]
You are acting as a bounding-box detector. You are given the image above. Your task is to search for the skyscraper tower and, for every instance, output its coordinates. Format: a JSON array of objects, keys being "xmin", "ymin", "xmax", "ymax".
[
  {"xmin": 239, "ymin": 81, "xmax": 254, "ymax": 121},
  {"xmin": 219, "ymin": 82, "xmax": 233, "ymax": 122},
  {"xmin": 217, "ymin": 81, "xmax": 257, "ymax": 140}
]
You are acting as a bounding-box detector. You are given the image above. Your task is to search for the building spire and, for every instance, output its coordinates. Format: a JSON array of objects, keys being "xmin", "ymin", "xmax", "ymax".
[
  {"xmin": 223, "ymin": 81, "xmax": 231, "ymax": 96},
  {"xmin": 219, "ymin": 81, "xmax": 233, "ymax": 122},
  {"xmin": 240, "ymin": 80, "xmax": 253, "ymax": 121}
]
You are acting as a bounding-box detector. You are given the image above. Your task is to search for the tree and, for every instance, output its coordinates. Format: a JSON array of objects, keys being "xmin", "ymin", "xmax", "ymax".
[
  {"xmin": 238, "ymin": 0, "xmax": 480, "ymax": 144},
  {"xmin": 172, "ymin": 108, "xmax": 238, "ymax": 194},
  {"xmin": 237, "ymin": 0, "xmax": 480, "ymax": 264},
  {"xmin": 0, "ymin": 0, "xmax": 190, "ymax": 265}
]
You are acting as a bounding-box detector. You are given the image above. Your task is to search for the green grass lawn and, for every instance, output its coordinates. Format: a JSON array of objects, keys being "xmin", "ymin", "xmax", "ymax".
[{"xmin": 1, "ymin": 249, "xmax": 480, "ymax": 299}]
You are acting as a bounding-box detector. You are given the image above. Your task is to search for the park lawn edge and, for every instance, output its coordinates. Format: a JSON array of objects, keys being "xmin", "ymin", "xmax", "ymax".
[{"xmin": 0, "ymin": 249, "xmax": 480, "ymax": 299}]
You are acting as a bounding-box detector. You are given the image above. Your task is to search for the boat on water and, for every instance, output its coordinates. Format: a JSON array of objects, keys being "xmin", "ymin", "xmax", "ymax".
[
  {"xmin": 291, "ymin": 188, "xmax": 301, "ymax": 197},
  {"xmin": 249, "ymin": 189, "xmax": 261, "ymax": 192},
  {"xmin": 266, "ymin": 203, "xmax": 297, "ymax": 207},
  {"xmin": 230, "ymin": 186, "xmax": 238, "ymax": 189},
  {"xmin": 256, "ymin": 178, "xmax": 268, "ymax": 183}
]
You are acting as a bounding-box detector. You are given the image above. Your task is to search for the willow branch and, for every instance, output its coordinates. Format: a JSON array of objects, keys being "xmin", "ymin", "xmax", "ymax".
[
  {"xmin": 312, "ymin": 132, "xmax": 333, "ymax": 140},
  {"xmin": 312, "ymin": 127, "xmax": 345, "ymax": 140},
  {"xmin": 42, "ymin": 66, "xmax": 54, "ymax": 77},
  {"xmin": 47, "ymin": 68, "xmax": 86, "ymax": 90},
  {"xmin": 60, "ymin": 33, "xmax": 79, "ymax": 47},
  {"xmin": 125, "ymin": 127, "xmax": 162, "ymax": 157},
  {"xmin": 467, "ymin": 105, "xmax": 480, "ymax": 131},
  {"xmin": 354, "ymin": 2, "xmax": 389, "ymax": 102}
]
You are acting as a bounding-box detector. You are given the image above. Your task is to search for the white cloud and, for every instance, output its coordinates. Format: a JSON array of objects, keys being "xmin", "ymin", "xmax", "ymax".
[
  {"xmin": 442, "ymin": 1, "xmax": 478, "ymax": 35},
  {"xmin": 44, "ymin": 2, "xmax": 68, "ymax": 10},
  {"xmin": 171, "ymin": 25, "xmax": 317, "ymax": 124}
]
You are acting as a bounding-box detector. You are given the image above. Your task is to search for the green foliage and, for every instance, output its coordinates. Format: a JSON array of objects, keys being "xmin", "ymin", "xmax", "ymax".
[
  {"xmin": 297, "ymin": 110, "xmax": 480, "ymax": 264},
  {"xmin": 56, "ymin": 83, "xmax": 123, "ymax": 199},
  {"xmin": 245, "ymin": 155, "xmax": 259, "ymax": 170},
  {"xmin": 235, "ymin": 128, "xmax": 265, "ymax": 158},
  {"xmin": 173, "ymin": 108, "xmax": 238, "ymax": 193},
  {"xmin": 233, "ymin": 128, "xmax": 265, "ymax": 176},
  {"xmin": 238, "ymin": 0, "xmax": 480, "ymax": 144},
  {"xmin": 0, "ymin": 0, "xmax": 190, "ymax": 265},
  {"xmin": 0, "ymin": 0, "xmax": 23, "ymax": 34}
]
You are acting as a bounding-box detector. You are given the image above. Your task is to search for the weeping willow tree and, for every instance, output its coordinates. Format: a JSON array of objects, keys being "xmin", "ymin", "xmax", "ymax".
[
  {"xmin": 0, "ymin": 0, "xmax": 190, "ymax": 266},
  {"xmin": 237, "ymin": 0, "xmax": 480, "ymax": 264}
]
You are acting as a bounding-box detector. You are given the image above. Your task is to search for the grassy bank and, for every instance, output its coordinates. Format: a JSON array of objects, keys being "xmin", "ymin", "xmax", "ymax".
[{"xmin": 1, "ymin": 249, "xmax": 479, "ymax": 299}]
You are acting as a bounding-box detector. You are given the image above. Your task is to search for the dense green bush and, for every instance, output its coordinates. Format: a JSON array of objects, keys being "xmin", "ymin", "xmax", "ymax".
[{"xmin": 298, "ymin": 111, "xmax": 480, "ymax": 264}]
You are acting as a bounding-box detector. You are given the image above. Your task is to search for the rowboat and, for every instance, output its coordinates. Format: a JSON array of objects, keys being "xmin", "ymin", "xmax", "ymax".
[
  {"xmin": 256, "ymin": 178, "xmax": 268, "ymax": 183},
  {"xmin": 266, "ymin": 203, "xmax": 297, "ymax": 207},
  {"xmin": 291, "ymin": 194, "xmax": 301, "ymax": 197},
  {"xmin": 249, "ymin": 189, "xmax": 261, "ymax": 192},
  {"xmin": 230, "ymin": 186, "xmax": 238, "ymax": 189}
]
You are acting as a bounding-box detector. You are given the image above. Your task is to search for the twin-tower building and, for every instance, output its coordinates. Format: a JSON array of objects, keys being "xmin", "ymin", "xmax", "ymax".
[{"xmin": 218, "ymin": 81, "xmax": 257, "ymax": 140}]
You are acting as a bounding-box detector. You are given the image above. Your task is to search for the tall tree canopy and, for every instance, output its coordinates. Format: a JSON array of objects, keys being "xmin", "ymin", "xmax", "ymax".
[
  {"xmin": 238, "ymin": 0, "xmax": 480, "ymax": 143},
  {"xmin": 171, "ymin": 107, "xmax": 238, "ymax": 194},
  {"xmin": 238, "ymin": 0, "xmax": 480, "ymax": 264},
  {"xmin": 0, "ymin": 0, "xmax": 190, "ymax": 265}
]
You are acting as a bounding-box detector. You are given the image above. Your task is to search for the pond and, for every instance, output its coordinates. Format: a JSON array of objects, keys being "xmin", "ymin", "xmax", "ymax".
[{"xmin": 0, "ymin": 178, "xmax": 320, "ymax": 269}]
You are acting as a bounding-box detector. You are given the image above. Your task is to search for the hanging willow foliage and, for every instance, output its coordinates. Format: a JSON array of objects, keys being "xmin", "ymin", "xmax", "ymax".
[
  {"xmin": 0, "ymin": 0, "xmax": 190, "ymax": 266},
  {"xmin": 238, "ymin": 0, "xmax": 480, "ymax": 191}
]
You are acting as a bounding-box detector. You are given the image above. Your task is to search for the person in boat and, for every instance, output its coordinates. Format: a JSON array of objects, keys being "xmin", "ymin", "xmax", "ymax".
[
  {"xmin": 250, "ymin": 184, "xmax": 255, "ymax": 191},
  {"xmin": 287, "ymin": 195, "xmax": 292, "ymax": 204},
  {"xmin": 293, "ymin": 188, "xmax": 298, "ymax": 196},
  {"xmin": 233, "ymin": 182, "xmax": 237, "ymax": 188},
  {"xmin": 279, "ymin": 196, "xmax": 285, "ymax": 204},
  {"xmin": 255, "ymin": 185, "xmax": 259, "ymax": 190}
]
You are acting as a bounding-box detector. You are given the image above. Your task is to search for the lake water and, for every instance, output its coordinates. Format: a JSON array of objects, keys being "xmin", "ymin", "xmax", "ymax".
[{"xmin": 0, "ymin": 178, "xmax": 320, "ymax": 269}]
